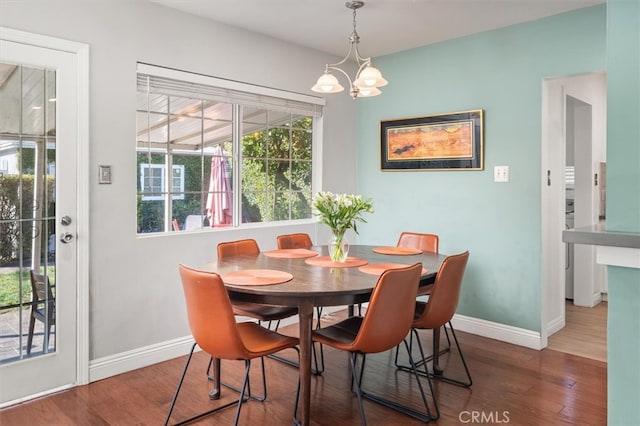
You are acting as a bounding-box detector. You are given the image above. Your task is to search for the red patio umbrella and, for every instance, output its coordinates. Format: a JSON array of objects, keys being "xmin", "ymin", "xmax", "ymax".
[{"xmin": 206, "ymin": 145, "xmax": 232, "ymax": 227}]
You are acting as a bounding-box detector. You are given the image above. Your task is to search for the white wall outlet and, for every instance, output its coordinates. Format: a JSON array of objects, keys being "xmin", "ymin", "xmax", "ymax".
[{"xmin": 494, "ymin": 165, "xmax": 509, "ymax": 183}]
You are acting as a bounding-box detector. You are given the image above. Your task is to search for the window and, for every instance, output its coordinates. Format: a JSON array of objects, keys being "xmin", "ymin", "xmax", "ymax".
[
  {"xmin": 139, "ymin": 163, "xmax": 185, "ymax": 201},
  {"xmin": 136, "ymin": 64, "xmax": 323, "ymax": 234}
]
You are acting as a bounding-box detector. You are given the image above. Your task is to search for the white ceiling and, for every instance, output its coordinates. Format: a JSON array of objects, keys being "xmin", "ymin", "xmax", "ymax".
[{"xmin": 150, "ymin": 0, "xmax": 604, "ymax": 58}]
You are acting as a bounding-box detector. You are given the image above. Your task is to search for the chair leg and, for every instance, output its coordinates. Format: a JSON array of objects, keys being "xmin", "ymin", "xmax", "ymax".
[
  {"xmin": 349, "ymin": 353, "xmax": 368, "ymax": 426},
  {"xmin": 43, "ymin": 324, "xmax": 51, "ymax": 354},
  {"xmin": 352, "ymin": 341, "xmax": 439, "ymax": 423},
  {"xmin": 287, "ymin": 347, "xmax": 301, "ymax": 426},
  {"xmin": 205, "ymin": 355, "xmax": 270, "ymax": 402},
  {"xmin": 232, "ymin": 360, "xmax": 252, "ymax": 425},
  {"xmin": 395, "ymin": 325, "xmax": 450, "ymax": 370},
  {"xmin": 403, "ymin": 325, "xmax": 472, "ymax": 388},
  {"xmin": 26, "ymin": 315, "xmax": 36, "ymax": 355},
  {"xmin": 438, "ymin": 322, "xmax": 472, "ymax": 387},
  {"xmin": 167, "ymin": 344, "xmax": 255, "ymax": 426},
  {"xmin": 265, "ymin": 308, "xmax": 325, "ymax": 375}
]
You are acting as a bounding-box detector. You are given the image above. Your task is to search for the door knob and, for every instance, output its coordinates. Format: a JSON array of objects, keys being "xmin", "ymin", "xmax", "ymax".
[{"xmin": 60, "ymin": 232, "xmax": 74, "ymax": 244}]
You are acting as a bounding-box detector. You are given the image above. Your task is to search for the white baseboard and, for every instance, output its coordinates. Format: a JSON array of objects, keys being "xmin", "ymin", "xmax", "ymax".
[
  {"xmin": 546, "ymin": 314, "xmax": 566, "ymax": 336},
  {"xmin": 89, "ymin": 305, "xmax": 347, "ymax": 382},
  {"xmin": 451, "ymin": 314, "xmax": 542, "ymax": 350},
  {"xmin": 592, "ymin": 292, "xmax": 603, "ymax": 306},
  {"xmin": 90, "ymin": 335, "xmax": 196, "ymax": 382},
  {"xmin": 90, "ymin": 308, "xmax": 541, "ymax": 382}
]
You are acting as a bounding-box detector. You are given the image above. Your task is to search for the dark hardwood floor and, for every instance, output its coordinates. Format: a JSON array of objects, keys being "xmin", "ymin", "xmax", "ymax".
[{"xmin": 0, "ymin": 311, "xmax": 607, "ymax": 425}]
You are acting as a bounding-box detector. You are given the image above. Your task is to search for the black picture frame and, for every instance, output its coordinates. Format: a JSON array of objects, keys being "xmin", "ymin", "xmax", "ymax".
[{"xmin": 380, "ymin": 109, "xmax": 484, "ymax": 171}]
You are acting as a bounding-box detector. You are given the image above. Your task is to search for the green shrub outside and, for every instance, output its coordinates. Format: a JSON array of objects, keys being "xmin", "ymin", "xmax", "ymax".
[{"xmin": 0, "ymin": 174, "xmax": 56, "ymax": 263}]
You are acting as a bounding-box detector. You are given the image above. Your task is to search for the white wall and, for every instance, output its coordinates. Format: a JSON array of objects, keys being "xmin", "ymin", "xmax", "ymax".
[{"xmin": 1, "ymin": 0, "xmax": 357, "ymax": 363}]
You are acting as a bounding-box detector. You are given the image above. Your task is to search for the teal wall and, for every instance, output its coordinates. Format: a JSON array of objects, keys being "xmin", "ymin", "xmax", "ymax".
[
  {"xmin": 606, "ymin": 1, "xmax": 640, "ymax": 423},
  {"xmin": 356, "ymin": 5, "xmax": 606, "ymax": 332}
]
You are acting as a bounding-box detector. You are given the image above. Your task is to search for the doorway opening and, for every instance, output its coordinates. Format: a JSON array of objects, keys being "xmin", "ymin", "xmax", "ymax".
[{"xmin": 541, "ymin": 71, "xmax": 606, "ymax": 360}]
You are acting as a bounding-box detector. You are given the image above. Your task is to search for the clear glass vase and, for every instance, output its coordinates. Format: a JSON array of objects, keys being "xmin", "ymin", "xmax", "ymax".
[{"xmin": 328, "ymin": 231, "xmax": 349, "ymax": 262}]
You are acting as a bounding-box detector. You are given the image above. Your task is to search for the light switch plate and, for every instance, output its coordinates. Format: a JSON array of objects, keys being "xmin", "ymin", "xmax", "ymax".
[
  {"xmin": 494, "ymin": 165, "xmax": 509, "ymax": 183},
  {"xmin": 99, "ymin": 165, "xmax": 112, "ymax": 184}
]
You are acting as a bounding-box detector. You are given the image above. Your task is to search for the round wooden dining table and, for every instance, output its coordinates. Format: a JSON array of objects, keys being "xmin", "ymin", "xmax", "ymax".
[{"xmin": 202, "ymin": 245, "xmax": 446, "ymax": 426}]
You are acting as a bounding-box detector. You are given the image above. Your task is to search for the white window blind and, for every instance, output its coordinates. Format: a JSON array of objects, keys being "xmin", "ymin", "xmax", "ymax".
[{"xmin": 137, "ymin": 63, "xmax": 324, "ymax": 118}]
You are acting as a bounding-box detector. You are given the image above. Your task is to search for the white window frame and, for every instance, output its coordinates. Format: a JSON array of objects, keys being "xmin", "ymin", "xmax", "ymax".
[
  {"xmin": 136, "ymin": 63, "xmax": 325, "ymax": 234},
  {"xmin": 139, "ymin": 163, "xmax": 185, "ymax": 201}
]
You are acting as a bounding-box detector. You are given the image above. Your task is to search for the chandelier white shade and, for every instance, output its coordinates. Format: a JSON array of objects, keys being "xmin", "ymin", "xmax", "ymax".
[
  {"xmin": 311, "ymin": 1, "xmax": 387, "ymax": 99},
  {"xmin": 311, "ymin": 71, "xmax": 345, "ymax": 93}
]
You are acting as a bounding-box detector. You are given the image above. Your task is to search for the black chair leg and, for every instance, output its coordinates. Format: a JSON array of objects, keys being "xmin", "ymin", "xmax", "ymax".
[
  {"xmin": 439, "ymin": 322, "xmax": 472, "ymax": 387},
  {"xmin": 26, "ymin": 315, "xmax": 36, "ymax": 355},
  {"xmin": 205, "ymin": 355, "xmax": 271, "ymax": 402},
  {"xmin": 264, "ymin": 308, "xmax": 325, "ymax": 375},
  {"xmin": 395, "ymin": 325, "xmax": 450, "ymax": 369},
  {"xmin": 350, "ymin": 341, "xmax": 439, "ymax": 424},
  {"xmin": 403, "ymin": 325, "xmax": 472, "ymax": 388},
  {"xmin": 349, "ymin": 353, "xmax": 368, "ymax": 425},
  {"xmin": 169, "ymin": 344, "xmax": 273, "ymax": 426}
]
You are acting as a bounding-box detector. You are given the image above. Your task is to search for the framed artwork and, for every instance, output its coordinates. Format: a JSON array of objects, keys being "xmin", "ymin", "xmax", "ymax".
[{"xmin": 380, "ymin": 109, "xmax": 484, "ymax": 171}]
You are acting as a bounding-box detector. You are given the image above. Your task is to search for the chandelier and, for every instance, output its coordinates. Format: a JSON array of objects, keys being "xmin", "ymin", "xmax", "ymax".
[{"xmin": 311, "ymin": 1, "xmax": 387, "ymax": 99}]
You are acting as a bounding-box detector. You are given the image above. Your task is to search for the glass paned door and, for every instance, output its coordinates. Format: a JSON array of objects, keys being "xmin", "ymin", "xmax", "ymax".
[
  {"xmin": 0, "ymin": 64, "xmax": 57, "ymax": 362},
  {"xmin": 0, "ymin": 35, "xmax": 80, "ymax": 405}
]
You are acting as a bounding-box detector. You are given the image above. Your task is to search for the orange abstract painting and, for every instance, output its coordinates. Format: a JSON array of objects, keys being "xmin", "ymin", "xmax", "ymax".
[
  {"xmin": 386, "ymin": 121, "xmax": 474, "ymax": 161},
  {"xmin": 380, "ymin": 110, "xmax": 483, "ymax": 171}
]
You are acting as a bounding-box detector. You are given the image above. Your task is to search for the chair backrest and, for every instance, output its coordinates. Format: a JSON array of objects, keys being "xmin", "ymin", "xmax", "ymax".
[
  {"xmin": 217, "ymin": 238, "xmax": 260, "ymax": 259},
  {"xmin": 29, "ymin": 270, "xmax": 54, "ymax": 305},
  {"xmin": 413, "ymin": 251, "xmax": 469, "ymax": 330},
  {"xmin": 184, "ymin": 215, "xmax": 204, "ymax": 230},
  {"xmin": 178, "ymin": 264, "xmax": 250, "ymax": 359},
  {"xmin": 397, "ymin": 232, "xmax": 439, "ymax": 254},
  {"xmin": 277, "ymin": 233, "xmax": 313, "ymax": 249},
  {"xmin": 351, "ymin": 263, "xmax": 422, "ymax": 354}
]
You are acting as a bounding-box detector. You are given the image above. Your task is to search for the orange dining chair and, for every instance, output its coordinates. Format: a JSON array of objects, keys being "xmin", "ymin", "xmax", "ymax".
[
  {"xmin": 394, "ymin": 231, "xmax": 451, "ymax": 366},
  {"xmin": 217, "ymin": 239, "xmax": 298, "ymax": 323},
  {"xmin": 165, "ymin": 265, "xmax": 300, "ymax": 426},
  {"xmin": 215, "ymin": 238, "xmax": 323, "ymax": 374},
  {"xmin": 27, "ymin": 270, "xmax": 56, "ymax": 355},
  {"xmin": 276, "ymin": 233, "xmax": 313, "ymax": 249},
  {"xmin": 397, "ymin": 231, "xmax": 439, "ymax": 296},
  {"xmin": 397, "ymin": 231, "xmax": 439, "ymax": 254},
  {"xmin": 311, "ymin": 263, "xmax": 438, "ymax": 424},
  {"xmin": 396, "ymin": 251, "xmax": 472, "ymax": 388}
]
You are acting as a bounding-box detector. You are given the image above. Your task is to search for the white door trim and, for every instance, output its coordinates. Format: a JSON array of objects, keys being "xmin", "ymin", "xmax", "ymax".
[
  {"xmin": 541, "ymin": 71, "xmax": 606, "ymax": 347},
  {"xmin": 0, "ymin": 27, "xmax": 90, "ymax": 388}
]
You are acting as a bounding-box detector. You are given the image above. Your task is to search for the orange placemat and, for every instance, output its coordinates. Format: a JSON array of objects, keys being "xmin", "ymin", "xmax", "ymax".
[
  {"xmin": 221, "ymin": 269, "xmax": 293, "ymax": 286},
  {"xmin": 372, "ymin": 246, "xmax": 423, "ymax": 255},
  {"xmin": 304, "ymin": 256, "xmax": 369, "ymax": 268},
  {"xmin": 263, "ymin": 248, "xmax": 319, "ymax": 259},
  {"xmin": 359, "ymin": 263, "xmax": 427, "ymax": 276}
]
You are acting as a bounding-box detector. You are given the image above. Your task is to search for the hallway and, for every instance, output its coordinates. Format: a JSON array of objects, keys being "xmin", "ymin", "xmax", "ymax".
[{"xmin": 547, "ymin": 300, "xmax": 607, "ymax": 362}]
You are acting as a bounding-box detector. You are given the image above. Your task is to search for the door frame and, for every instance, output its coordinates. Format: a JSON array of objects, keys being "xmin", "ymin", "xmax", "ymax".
[
  {"xmin": 0, "ymin": 27, "xmax": 90, "ymax": 399},
  {"xmin": 540, "ymin": 71, "xmax": 606, "ymax": 347}
]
